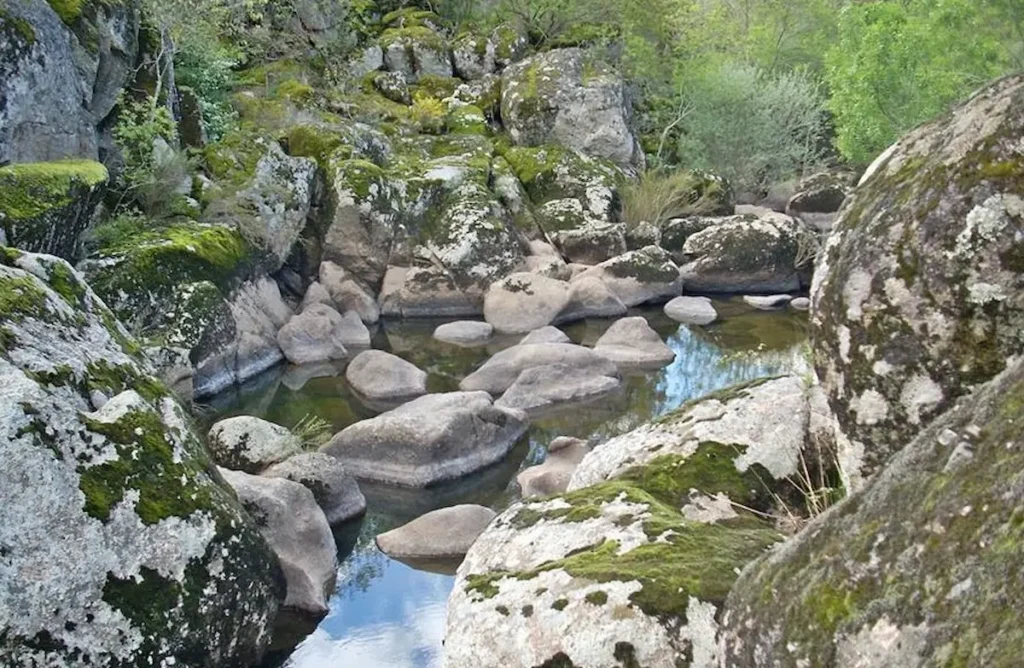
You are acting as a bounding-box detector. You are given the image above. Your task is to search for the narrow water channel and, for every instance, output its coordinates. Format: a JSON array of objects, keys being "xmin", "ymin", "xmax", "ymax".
[{"xmin": 204, "ymin": 299, "xmax": 809, "ymax": 668}]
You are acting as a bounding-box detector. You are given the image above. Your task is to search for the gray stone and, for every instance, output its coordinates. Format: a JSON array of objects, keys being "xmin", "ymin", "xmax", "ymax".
[
  {"xmin": 461, "ymin": 343, "xmax": 619, "ymax": 395},
  {"xmin": 484, "ymin": 272, "xmax": 571, "ymax": 335},
  {"xmin": 322, "ymin": 392, "xmax": 529, "ymax": 487},
  {"xmin": 337, "ymin": 309, "xmax": 371, "ymax": 348},
  {"xmin": 517, "ymin": 437, "xmax": 591, "ymax": 498},
  {"xmin": 300, "ymin": 281, "xmax": 334, "ymax": 312},
  {"xmin": 556, "ymin": 275, "xmax": 628, "ymax": 323},
  {"xmin": 434, "ymin": 320, "xmax": 494, "ymax": 346},
  {"xmin": 452, "ymin": 32, "xmax": 495, "ymax": 80},
  {"xmin": 551, "ymin": 223, "xmax": 628, "ymax": 265},
  {"xmin": 578, "ymin": 246, "xmax": 682, "ymax": 307},
  {"xmin": 320, "ymin": 260, "xmax": 381, "ymax": 324},
  {"xmin": 345, "ymin": 349, "xmax": 427, "ymax": 403},
  {"xmin": 664, "ymin": 296, "xmax": 718, "ymax": 325},
  {"xmin": 520, "ymin": 326, "xmax": 571, "ymax": 345},
  {"xmin": 208, "ymin": 415, "xmax": 304, "ymax": 474},
  {"xmin": 376, "ymin": 504, "xmax": 497, "ymax": 560},
  {"xmin": 593, "ymin": 316, "xmax": 676, "ymax": 368},
  {"xmin": 277, "ymin": 303, "xmax": 349, "ymax": 365},
  {"xmin": 790, "ymin": 296, "xmax": 810, "ymax": 311},
  {"xmin": 785, "ymin": 171, "xmax": 855, "ymax": 215},
  {"xmin": 263, "ymin": 452, "xmax": 367, "ymax": 525},
  {"xmin": 496, "ymin": 364, "xmax": 621, "ymax": 417},
  {"xmin": 373, "ymin": 70, "xmax": 412, "ymax": 105},
  {"xmin": 743, "ymin": 294, "xmax": 793, "ymax": 310},
  {"xmin": 379, "ymin": 266, "xmax": 483, "ymax": 319},
  {"xmin": 0, "ymin": 251, "xmax": 281, "ymax": 666},
  {"xmin": 625, "ymin": 221, "xmax": 662, "ymax": 250},
  {"xmin": 219, "ymin": 469, "xmax": 337, "ymax": 618},
  {"xmin": 524, "ymin": 254, "xmax": 571, "ymax": 281}
]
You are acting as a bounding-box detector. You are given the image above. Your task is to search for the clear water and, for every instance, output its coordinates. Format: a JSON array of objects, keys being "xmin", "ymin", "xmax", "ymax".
[{"xmin": 204, "ymin": 299, "xmax": 809, "ymax": 668}]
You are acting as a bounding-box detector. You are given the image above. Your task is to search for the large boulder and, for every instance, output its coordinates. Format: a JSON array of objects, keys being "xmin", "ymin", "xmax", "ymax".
[
  {"xmin": 376, "ymin": 504, "xmax": 497, "ymax": 560},
  {"xmin": 664, "ymin": 296, "xmax": 718, "ymax": 325},
  {"xmin": 0, "ymin": 0, "xmax": 141, "ymax": 164},
  {"xmin": 721, "ymin": 359, "xmax": 1024, "ymax": 667},
  {"xmin": 276, "ymin": 303, "xmax": 349, "ymax": 365},
  {"xmin": 460, "ymin": 343, "xmax": 619, "ymax": 395},
  {"xmin": 378, "ymin": 265, "xmax": 483, "ymax": 318},
  {"xmin": 811, "ymin": 75, "xmax": 1024, "ymax": 486},
  {"xmin": 218, "ymin": 469, "xmax": 337, "ymax": 618},
  {"xmin": 501, "ymin": 48, "xmax": 643, "ymax": 171},
  {"xmin": 0, "ymin": 160, "xmax": 108, "ymax": 260},
  {"xmin": 380, "ymin": 23, "xmax": 452, "ymax": 81},
  {"xmin": 207, "ymin": 415, "xmax": 303, "ymax": 474},
  {"xmin": 680, "ymin": 212, "xmax": 815, "ymax": 294},
  {"xmin": 263, "ymin": 452, "xmax": 366, "ymax": 525},
  {"xmin": 577, "ymin": 246, "xmax": 682, "ymax": 307},
  {"xmin": 0, "ymin": 249, "xmax": 283, "ymax": 665},
  {"xmin": 495, "ymin": 363, "xmax": 622, "ymax": 417},
  {"xmin": 483, "ymin": 272, "xmax": 571, "ymax": 334},
  {"xmin": 556, "ymin": 275, "xmax": 628, "ymax": 323},
  {"xmin": 322, "ymin": 392, "xmax": 528, "ymax": 487},
  {"xmin": 345, "ymin": 349, "xmax": 428, "ymax": 403},
  {"xmin": 593, "ymin": 316, "xmax": 676, "ymax": 368}
]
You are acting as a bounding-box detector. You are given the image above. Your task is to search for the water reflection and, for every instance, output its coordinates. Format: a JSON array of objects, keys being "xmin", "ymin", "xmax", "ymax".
[{"xmin": 213, "ymin": 300, "xmax": 808, "ymax": 668}]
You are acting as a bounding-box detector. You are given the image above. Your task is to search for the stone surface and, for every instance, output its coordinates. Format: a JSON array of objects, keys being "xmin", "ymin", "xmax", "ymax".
[
  {"xmin": 219, "ymin": 469, "xmax": 337, "ymax": 618},
  {"xmin": 496, "ymin": 363, "xmax": 622, "ymax": 417},
  {"xmin": 378, "ymin": 266, "xmax": 483, "ymax": 318},
  {"xmin": 0, "ymin": 249, "xmax": 282, "ymax": 666},
  {"xmin": 320, "ymin": 260, "xmax": 380, "ymax": 324},
  {"xmin": 556, "ymin": 275, "xmax": 628, "ymax": 323},
  {"xmin": 461, "ymin": 343, "xmax": 620, "ymax": 395},
  {"xmin": 578, "ymin": 246, "xmax": 682, "ymax": 307},
  {"xmin": 680, "ymin": 212, "xmax": 815, "ymax": 294},
  {"xmin": 434, "ymin": 320, "xmax": 494, "ymax": 346},
  {"xmin": 721, "ymin": 360, "xmax": 1024, "ymax": 667},
  {"xmin": 786, "ymin": 171, "xmax": 854, "ymax": 216},
  {"xmin": 277, "ymin": 303, "xmax": 349, "ymax": 365},
  {"xmin": 519, "ymin": 325, "xmax": 571, "ymax": 345},
  {"xmin": 664, "ymin": 296, "xmax": 718, "ymax": 325},
  {"xmin": 322, "ymin": 392, "xmax": 528, "ymax": 487},
  {"xmin": 345, "ymin": 349, "xmax": 428, "ymax": 403},
  {"xmin": 207, "ymin": 415, "xmax": 303, "ymax": 474},
  {"xmin": 743, "ymin": 294, "xmax": 793, "ymax": 310},
  {"xmin": 376, "ymin": 504, "xmax": 497, "ymax": 560},
  {"xmin": 501, "ymin": 48, "xmax": 644, "ymax": 171},
  {"xmin": 790, "ymin": 296, "xmax": 810, "ymax": 311},
  {"xmin": 336, "ymin": 309, "xmax": 371, "ymax": 348},
  {"xmin": 811, "ymin": 75, "xmax": 1024, "ymax": 486},
  {"xmin": 593, "ymin": 316, "xmax": 676, "ymax": 368},
  {"xmin": 517, "ymin": 437, "xmax": 591, "ymax": 498},
  {"xmin": 551, "ymin": 223, "xmax": 628, "ymax": 265},
  {"xmin": 263, "ymin": 453, "xmax": 367, "ymax": 525},
  {"xmin": 483, "ymin": 272, "xmax": 571, "ymax": 334}
]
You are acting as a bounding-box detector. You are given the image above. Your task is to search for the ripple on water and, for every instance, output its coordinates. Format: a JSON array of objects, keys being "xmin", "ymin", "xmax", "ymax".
[{"xmin": 206, "ymin": 300, "xmax": 808, "ymax": 668}]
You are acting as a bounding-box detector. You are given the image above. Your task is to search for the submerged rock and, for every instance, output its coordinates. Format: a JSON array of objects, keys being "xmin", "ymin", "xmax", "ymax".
[
  {"xmin": 322, "ymin": 392, "xmax": 528, "ymax": 487},
  {"xmin": 460, "ymin": 343, "xmax": 619, "ymax": 395},
  {"xmin": 345, "ymin": 349, "xmax": 428, "ymax": 403},
  {"xmin": 496, "ymin": 363, "xmax": 622, "ymax": 417},
  {"xmin": 219, "ymin": 469, "xmax": 337, "ymax": 618},
  {"xmin": 376, "ymin": 504, "xmax": 497, "ymax": 560},
  {"xmin": 593, "ymin": 316, "xmax": 676, "ymax": 368},
  {"xmin": 0, "ymin": 249, "xmax": 283, "ymax": 666},
  {"xmin": 721, "ymin": 359, "xmax": 1024, "ymax": 667},
  {"xmin": 517, "ymin": 437, "xmax": 591, "ymax": 498},
  {"xmin": 811, "ymin": 75, "xmax": 1024, "ymax": 486},
  {"xmin": 263, "ymin": 452, "xmax": 367, "ymax": 526},
  {"xmin": 664, "ymin": 296, "xmax": 718, "ymax": 325},
  {"xmin": 207, "ymin": 415, "xmax": 303, "ymax": 474}
]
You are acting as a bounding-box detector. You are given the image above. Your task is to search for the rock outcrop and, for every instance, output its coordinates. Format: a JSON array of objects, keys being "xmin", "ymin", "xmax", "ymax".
[{"xmin": 0, "ymin": 249, "xmax": 283, "ymax": 666}]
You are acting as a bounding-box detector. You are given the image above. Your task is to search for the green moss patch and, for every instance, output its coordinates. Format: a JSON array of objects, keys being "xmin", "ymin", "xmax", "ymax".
[{"xmin": 0, "ymin": 160, "xmax": 107, "ymax": 220}]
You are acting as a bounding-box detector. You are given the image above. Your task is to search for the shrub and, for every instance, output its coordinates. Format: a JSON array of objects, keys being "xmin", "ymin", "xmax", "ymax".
[
  {"xmin": 173, "ymin": 36, "xmax": 239, "ymax": 142},
  {"xmin": 622, "ymin": 170, "xmax": 726, "ymax": 228},
  {"xmin": 494, "ymin": 0, "xmax": 608, "ymax": 46},
  {"xmin": 671, "ymin": 62, "xmax": 828, "ymax": 195}
]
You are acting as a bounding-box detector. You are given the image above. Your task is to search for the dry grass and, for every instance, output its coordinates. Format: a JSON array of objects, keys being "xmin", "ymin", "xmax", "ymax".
[{"xmin": 622, "ymin": 170, "xmax": 725, "ymax": 228}]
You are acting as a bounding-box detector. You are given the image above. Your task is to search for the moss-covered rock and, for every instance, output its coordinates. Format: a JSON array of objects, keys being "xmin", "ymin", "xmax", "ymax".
[
  {"xmin": 0, "ymin": 248, "xmax": 284, "ymax": 666},
  {"xmin": 721, "ymin": 357, "xmax": 1024, "ymax": 667},
  {"xmin": 0, "ymin": 160, "xmax": 107, "ymax": 259},
  {"xmin": 576, "ymin": 245, "xmax": 682, "ymax": 307},
  {"xmin": 810, "ymin": 74, "xmax": 1024, "ymax": 486},
  {"xmin": 380, "ymin": 23, "xmax": 451, "ymax": 81}
]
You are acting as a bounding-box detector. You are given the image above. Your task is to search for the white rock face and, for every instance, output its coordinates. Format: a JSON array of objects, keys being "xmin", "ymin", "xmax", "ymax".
[
  {"xmin": 496, "ymin": 363, "xmax": 622, "ymax": 417},
  {"xmin": 664, "ymin": 296, "xmax": 718, "ymax": 325},
  {"xmin": 460, "ymin": 343, "xmax": 620, "ymax": 395},
  {"xmin": 571, "ymin": 375, "xmax": 811, "ymax": 489},
  {"xmin": 517, "ymin": 437, "xmax": 591, "ymax": 498},
  {"xmin": 434, "ymin": 320, "xmax": 494, "ymax": 346},
  {"xmin": 277, "ymin": 303, "xmax": 349, "ymax": 365},
  {"xmin": 263, "ymin": 452, "xmax": 367, "ymax": 525},
  {"xmin": 593, "ymin": 317, "xmax": 676, "ymax": 369},
  {"xmin": 208, "ymin": 415, "xmax": 303, "ymax": 474},
  {"xmin": 219, "ymin": 469, "xmax": 337, "ymax": 617},
  {"xmin": 376, "ymin": 504, "xmax": 497, "ymax": 559},
  {"xmin": 484, "ymin": 273, "xmax": 571, "ymax": 334},
  {"xmin": 322, "ymin": 392, "xmax": 528, "ymax": 487},
  {"xmin": 345, "ymin": 350, "xmax": 428, "ymax": 403}
]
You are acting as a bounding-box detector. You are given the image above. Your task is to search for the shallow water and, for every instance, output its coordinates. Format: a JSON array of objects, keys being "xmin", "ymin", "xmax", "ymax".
[{"xmin": 205, "ymin": 299, "xmax": 808, "ymax": 668}]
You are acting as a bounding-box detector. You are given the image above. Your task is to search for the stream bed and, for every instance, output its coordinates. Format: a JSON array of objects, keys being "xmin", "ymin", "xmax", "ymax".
[{"xmin": 205, "ymin": 299, "xmax": 809, "ymax": 668}]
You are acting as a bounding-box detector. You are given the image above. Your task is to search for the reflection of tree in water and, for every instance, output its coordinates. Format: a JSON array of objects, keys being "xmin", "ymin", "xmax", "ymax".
[{"xmin": 332, "ymin": 513, "xmax": 395, "ymax": 599}]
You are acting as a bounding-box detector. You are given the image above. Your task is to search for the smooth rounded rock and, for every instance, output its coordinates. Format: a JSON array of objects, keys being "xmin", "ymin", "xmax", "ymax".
[
  {"xmin": 517, "ymin": 437, "xmax": 591, "ymax": 498},
  {"xmin": 557, "ymin": 275, "xmax": 628, "ymax": 324},
  {"xmin": 593, "ymin": 317, "xmax": 676, "ymax": 368},
  {"xmin": 460, "ymin": 343, "xmax": 619, "ymax": 395},
  {"xmin": 664, "ymin": 296, "xmax": 718, "ymax": 325},
  {"xmin": 434, "ymin": 320, "xmax": 494, "ymax": 346},
  {"xmin": 376, "ymin": 504, "xmax": 497, "ymax": 560},
  {"xmin": 208, "ymin": 416, "xmax": 303, "ymax": 474},
  {"xmin": 496, "ymin": 364, "xmax": 621, "ymax": 417},
  {"xmin": 484, "ymin": 273, "xmax": 571, "ymax": 334},
  {"xmin": 277, "ymin": 303, "xmax": 349, "ymax": 365},
  {"xmin": 345, "ymin": 350, "xmax": 428, "ymax": 403},
  {"xmin": 577, "ymin": 246, "xmax": 682, "ymax": 307},
  {"xmin": 743, "ymin": 294, "xmax": 793, "ymax": 310},
  {"xmin": 790, "ymin": 297, "xmax": 811, "ymax": 311},
  {"xmin": 520, "ymin": 326, "xmax": 571, "ymax": 345},
  {"xmin": 263, "ymin": 453, "xmax": 367, "ymax": 525}
]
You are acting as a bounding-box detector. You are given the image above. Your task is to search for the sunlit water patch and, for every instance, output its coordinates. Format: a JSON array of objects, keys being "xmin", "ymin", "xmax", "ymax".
[{"xmin": 205, "ymin": 300, "xmax": 808, "ymax": 668}]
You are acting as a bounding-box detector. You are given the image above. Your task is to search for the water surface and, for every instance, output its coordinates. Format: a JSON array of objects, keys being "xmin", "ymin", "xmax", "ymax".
[{"xmin": 206, "ymin": 300, "xmax": 809, "ymax": 668}]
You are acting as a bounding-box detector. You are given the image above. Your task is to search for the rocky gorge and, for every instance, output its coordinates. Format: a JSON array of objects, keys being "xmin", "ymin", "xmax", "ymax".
[{"xmin": 1, "ymin": 0, "xmax": 1023, "ymax": 666}]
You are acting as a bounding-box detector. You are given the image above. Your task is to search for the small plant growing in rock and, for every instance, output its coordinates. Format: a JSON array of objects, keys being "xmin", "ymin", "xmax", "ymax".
[{"xmin": 292, "ymin": 413, "xmax": 333, "ymax": 450}]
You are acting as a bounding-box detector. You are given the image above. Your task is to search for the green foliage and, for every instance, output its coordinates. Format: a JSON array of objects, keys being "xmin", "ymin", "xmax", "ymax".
[
  {"xmin": 292, "ymin": 413, "xmax": 332, "ymax": 450},
  {"xmin": 825, "ymin": 0, "xmax": 1017, "ymax": 164},
  {"xmin": 672, "ymin": 62, "xmax": 828, "ymax": 194},
  {"xmin": 173, "ymin": 37, "xmax": 239, "ymax": 142},
  {"xmin": 622, "ymin": 170, "xmax": 725, "ymax": 228},
  {"xmin": 494, "ymin": 0, "xmax": 607, "ymax": 46}
]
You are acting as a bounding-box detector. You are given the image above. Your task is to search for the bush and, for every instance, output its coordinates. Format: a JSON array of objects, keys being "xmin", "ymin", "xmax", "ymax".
[
  {"xmin": 671, "ymin": 62, "xmax": 828, "ymax": 195},
  {"xmin": 622, "ymin": 170, "xmax": 726, "ymax": 228},
  {"xmin": 494, "ymin": 0, "xmax": 608, "ymax": 46},
  {"xmin": 173, "ymin": 36, "xmax": 239, "ymax": 142}
]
